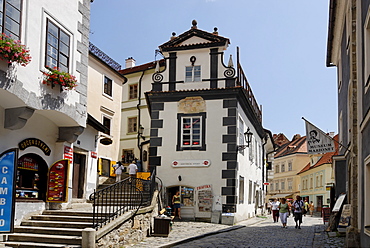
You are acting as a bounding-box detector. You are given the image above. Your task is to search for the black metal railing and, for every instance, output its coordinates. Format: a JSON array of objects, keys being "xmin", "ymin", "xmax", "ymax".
[
  {"xmin": 236, "ymin": 62, "xmax": 262, "ymax": 123},
  {"xmin": 89, "ymin": 177, "xmax": 152, "ymax": 230}
]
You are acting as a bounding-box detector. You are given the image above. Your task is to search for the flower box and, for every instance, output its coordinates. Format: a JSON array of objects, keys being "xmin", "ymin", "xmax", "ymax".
[
  {"xmin": 42, "ymin": 67, "xmax": 77, "ymax": 91},
  {"xmin": 0, "ymin": 33, "xmax": 31, "ymax": 66}
]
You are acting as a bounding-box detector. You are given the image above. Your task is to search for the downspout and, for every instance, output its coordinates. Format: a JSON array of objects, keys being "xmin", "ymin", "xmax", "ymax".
[{"xmin": 137, "ymin": 70, "xmax": 145, "ymax": 162}]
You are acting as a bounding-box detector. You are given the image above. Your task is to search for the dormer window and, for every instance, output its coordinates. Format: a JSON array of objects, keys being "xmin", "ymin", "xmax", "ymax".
[{"xmin": 185, "ymin": 66, "xmax": 201, "ymax": 82}]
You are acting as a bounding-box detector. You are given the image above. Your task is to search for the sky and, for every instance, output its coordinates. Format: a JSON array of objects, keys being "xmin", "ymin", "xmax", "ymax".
[{"xmin": 90, "ymin": 0, "xmax": 337, "ymax": 140}]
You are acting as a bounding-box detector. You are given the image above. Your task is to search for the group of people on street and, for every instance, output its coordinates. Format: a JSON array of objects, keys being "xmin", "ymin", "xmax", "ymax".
[{"xmin": 267, "ymin": 195, "xmax": 315, "ymax": 229}]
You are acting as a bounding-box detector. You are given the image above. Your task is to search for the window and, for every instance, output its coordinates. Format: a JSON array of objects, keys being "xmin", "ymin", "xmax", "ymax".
[
  {"xmin": 316, "ymin": 176, "xmax": 319, "ymax": 188},
  {"xmin": 310, "ymin": 178, "xmax": 313, "ymax": 189},
  {"xmin": 104, "ymin": 76, "xmax": 112, "ymax": 97},
  {"xmin": 177, "ymin": 113, "xmax": 206, "ymax": 151},
  {"xmin": 281, "ymin": 163, "xmax": 285, "ymax": 172},
  {"xmin": 270, "ymin": 182, "xmax": 274, "ymax": 191},
  {"xmin": 320, "ymin": 175, "xmax": 323, "ymax": 187},
  {"xmin": 248, "ymin": 180, "xmax": 252, "ymax": 204},
  {"xmin": 127, "ymin": 117, "xmax": 137, "ymax": 133},
  {"xmin": 239, "ymin": 176, "xmax": 244, "ymax": 204},
  {"xmin": 275, "ymin": 165, "xmax": 279, "ymax": 173},
  {"xmin": 238, "ymin": 117, "xmax": 244, "ymax": 154},
  {"xmin": 102, "ymin": 116, "xmax": 111, "ymax": 135},
  {"xmin": 275, "ymin": 182, "xmax": 279, "ymax": 191},
  {"xmin": 185, "ymin": 65, "xmax": 201, "ymax": 82},
  {"xmin": 288, "ymin": 162, "xmax": 292, "ymax": 171},
  {"xmin": 46, "ymin": 19, "xmax": 70, "ymax": 72},
  {"xmin": 281, "ymin": 181, "xmax": 285, "ymax": 190},
  {"xmin": 0, "ymin": 0, "xmax": 22, "ymax": 40},
  {"xmin": 129, "ymin": 84, "xmax": 138, "ymax": 99},
  {"xmin": 288, "ymin": 181, "xmax": 292, "ymax": 190}
]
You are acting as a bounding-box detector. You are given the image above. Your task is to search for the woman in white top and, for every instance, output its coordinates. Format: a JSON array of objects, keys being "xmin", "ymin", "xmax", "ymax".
[{"xmin": 271, "ymin": 198, "xmax": 280, "ymax": 223}]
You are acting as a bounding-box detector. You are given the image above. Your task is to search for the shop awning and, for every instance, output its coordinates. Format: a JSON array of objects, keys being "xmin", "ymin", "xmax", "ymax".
[{"xmin": 271, "ymin": 193, "xmax": 292, "ymax": 199}]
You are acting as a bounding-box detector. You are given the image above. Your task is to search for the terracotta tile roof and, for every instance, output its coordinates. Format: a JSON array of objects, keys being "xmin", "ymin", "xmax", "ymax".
[
  {"xmin": 274, "ymin": 135, "xmax": 307, "ymax": 158},
  {"xmin": 297, "ymin": 134, "xmax": 339, "ymax": 174},
  {"xmin": 119, "ymin": 59, "xmax": 165, "ymax": 75}
]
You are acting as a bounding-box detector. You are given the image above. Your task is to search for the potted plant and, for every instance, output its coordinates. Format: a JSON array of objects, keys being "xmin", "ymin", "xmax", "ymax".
[
  {"xmin": 0, "ymin": 33, "xmax": 31, "ymax": 66},
  {"xmin": 42, "ymin": 66, "xmax": 77, "ymax": 90}
]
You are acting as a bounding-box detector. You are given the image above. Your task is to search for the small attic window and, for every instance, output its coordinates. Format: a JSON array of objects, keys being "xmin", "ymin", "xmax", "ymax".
[{"xmin": 185, "ymin": 66, "xmax": 201, "ymax": 82}]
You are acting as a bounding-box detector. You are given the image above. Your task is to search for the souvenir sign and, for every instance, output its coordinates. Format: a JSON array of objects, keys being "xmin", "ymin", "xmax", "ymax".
[{"xmin": 46, "ymin": 159, "xmax": 69, "ymax": 203}]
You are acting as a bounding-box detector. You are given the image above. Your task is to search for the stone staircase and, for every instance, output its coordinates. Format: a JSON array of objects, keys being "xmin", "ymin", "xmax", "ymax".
[
  {"xmin": 0, "ymin": 176, "xmax": 152, "ymax": 247},
  {"xmin": 1, "ymin": 210, "xmax": 94, "ymax": 247}
]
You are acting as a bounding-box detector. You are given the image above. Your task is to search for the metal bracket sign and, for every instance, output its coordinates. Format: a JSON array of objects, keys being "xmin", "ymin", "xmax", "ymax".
[{"xmin": 0, "ymin": 149, "xmax": 17, "ymax": 232}]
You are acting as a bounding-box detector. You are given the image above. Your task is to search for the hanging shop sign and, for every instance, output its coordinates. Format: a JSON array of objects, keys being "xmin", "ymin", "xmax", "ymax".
[
  {"xmin": 172, "ymin": 159, "xmax": 211, "ymax": 168},
  {"xmin": 64, "ymin": 146, "xmax": 73, "ymax": 164},
  {"xmin": 46, "ymin": 159, "xmax": 69, "ymax": 203},
  {"xmin": 18, "ymin": 138, "xmax": 51, "ymax": 156},
  {"xmin": 0, "ymin": 149, "xmax": 17, "ymax": 233}
]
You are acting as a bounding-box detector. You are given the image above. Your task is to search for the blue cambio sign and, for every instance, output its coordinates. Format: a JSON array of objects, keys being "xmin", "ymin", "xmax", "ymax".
[{"xmin": 0, "ymin": 149, "xmax": 17, "ymax": 232}]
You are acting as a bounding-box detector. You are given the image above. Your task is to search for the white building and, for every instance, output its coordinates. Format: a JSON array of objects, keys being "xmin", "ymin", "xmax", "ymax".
[
  {"xmin": 144, "ymin": 21, "xmax": 274, "ymax": 223},
  {"xmin": 0, "ymin": 0, "xmax": 94, "ymax": 226}
]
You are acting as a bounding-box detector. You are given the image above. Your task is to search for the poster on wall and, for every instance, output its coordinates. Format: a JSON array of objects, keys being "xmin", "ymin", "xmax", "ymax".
[
  {"xmin": 0, "ymin": 149, "xmax": 17, "ymax": 233},
  {"xmin": 196, "ymin": 185, "xmax": 212, "ymax": 212},
  {"xmin": 46, "ymin": 159, "xmax": 69, "ymax": 203}
]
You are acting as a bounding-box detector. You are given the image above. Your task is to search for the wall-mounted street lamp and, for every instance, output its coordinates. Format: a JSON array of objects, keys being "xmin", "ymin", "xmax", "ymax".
[
  {"xmin": 138, "ymin": 125, "xmax": 145, "ymax": 140},
  {"xmin": 237, "ymin": 127, "xmax": 253, "ymax": 151}
]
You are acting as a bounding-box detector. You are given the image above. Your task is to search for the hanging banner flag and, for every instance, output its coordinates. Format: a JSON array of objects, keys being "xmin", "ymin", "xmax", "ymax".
[
  {"xmin": 0, "ymin": 149, "xmax": 17, "ymax": 233},
  {"xmin": 303, "ymin": 117, "xmax": 335, "ymax": 154}
]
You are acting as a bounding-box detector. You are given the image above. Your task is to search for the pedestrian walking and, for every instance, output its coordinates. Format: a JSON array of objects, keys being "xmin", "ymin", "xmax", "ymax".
[
  {"xmin": 172, "ymin": 191, "xmax": 181, "ymax": 219},
  {"xmin": 266, "ymin": 201, "xmax": 272, "ymax": 215},
  {"xmin": 112, "ymin": 161, "xmax": 124, "ymax": 182},
  {"xmin": 309, "ymin": 201, "xmax": 315, "ymax": 216},
  {"xmin": 292, "ymin": 195, "xmax": 305, "ymax": 229},
  {"xmin": 278, "ymin": 198, "xmax": 289, "ymax": 228},
  {"xmin": 128, "ymin": 160, "xmax": 138, "ymax": 181},
  {"xmin": 271, "ymin": 198, "xmax": 280, "ymax": 223},
  {"xmin": 304, "ymin": 199, "xmax": 309, "ymax": 217}
]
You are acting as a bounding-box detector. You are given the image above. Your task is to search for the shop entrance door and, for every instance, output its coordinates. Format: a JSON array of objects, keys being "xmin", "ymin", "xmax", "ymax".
[
  {"xmin": 72, "ymin": 153, "xmax": 86, "ymax": 198},
  {"xmin": 316, "ymin": 195, "xmax": 323, "ymax": 212}
]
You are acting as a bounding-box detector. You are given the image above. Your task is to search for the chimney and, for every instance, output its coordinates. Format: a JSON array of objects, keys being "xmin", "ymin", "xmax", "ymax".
[{"xmin": 125, "ymin": 57, "xmax": 136, "ymax": 68}]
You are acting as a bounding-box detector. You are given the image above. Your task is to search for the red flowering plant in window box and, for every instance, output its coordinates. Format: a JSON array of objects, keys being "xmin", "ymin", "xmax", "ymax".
[
  {"xmin": 0, "ymin": 33, "xmax": 31, "ymax": 66},
  {"xmin": 42, "ymin": 66, "xmax": 77, "ymax": 90}
]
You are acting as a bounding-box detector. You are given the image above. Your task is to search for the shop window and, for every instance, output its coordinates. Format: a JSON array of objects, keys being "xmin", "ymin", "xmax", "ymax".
[
  {"xmin": 181, "ymin": 187, "xmax": 194, "ymax": 207},
  {"xmin": 177, "ymin": 113, "xmax": 206, "ymax": 151},
  {"xmin": 16, "ymin": 154, "xmax": 48, "ymax": 201},
  {"xmin": 122, "ymin": 149, "xmax": 135, "ymax": 164}
]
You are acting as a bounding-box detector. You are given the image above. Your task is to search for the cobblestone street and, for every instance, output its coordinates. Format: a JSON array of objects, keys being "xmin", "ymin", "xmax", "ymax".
[{"xmin": 129, "ymin": 214, "xmax": 345, "ymax": 248}]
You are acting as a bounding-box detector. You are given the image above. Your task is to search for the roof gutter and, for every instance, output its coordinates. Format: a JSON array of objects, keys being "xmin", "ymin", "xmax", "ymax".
[{"xmin": 326, "ymin": 0, "xmax": 337, "ymax": 67}]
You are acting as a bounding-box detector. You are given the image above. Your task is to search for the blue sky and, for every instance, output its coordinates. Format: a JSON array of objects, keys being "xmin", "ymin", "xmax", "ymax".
[{"xmin": 90, "ymin": 0, "xmax": 337, "ymax": 140}]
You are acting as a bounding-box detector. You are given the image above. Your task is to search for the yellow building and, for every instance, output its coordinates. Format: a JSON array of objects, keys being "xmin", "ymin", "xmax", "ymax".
[{"xmin": 267, "ymin": 135, "xmax": 310, "ymax": 200}]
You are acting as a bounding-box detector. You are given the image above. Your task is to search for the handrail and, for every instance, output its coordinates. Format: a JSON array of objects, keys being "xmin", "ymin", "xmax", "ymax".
[{"xmin": 89, "ymin": 177, "xmax": 152, "ymax": 230}]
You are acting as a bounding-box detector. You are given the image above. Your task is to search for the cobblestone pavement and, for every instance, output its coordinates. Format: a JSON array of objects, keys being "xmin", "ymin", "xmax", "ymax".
[{"xmin": 129, "ymin": 214, "xmax": 345, "ymax": 248}]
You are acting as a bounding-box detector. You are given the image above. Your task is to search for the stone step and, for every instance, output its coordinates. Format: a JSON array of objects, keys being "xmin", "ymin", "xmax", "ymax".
[
  {"xmin": 21, "ymin": 220, "xmax": 92, "ymax": 229},
  {"xmin": 6, "ymin": 233, "xmax": 81, "ymax": 245},
  {"xmin": 42, "ymin": 210, "xmax": 94, "ymax": 217},
  {"xmin": 31, "ymin": 215, "xmax": 93, "ymax": 223},
  {"xmin": 14, "ymin": 226, "xmax": 84, "ymax": 236},
  {"xmin": 0, "ymin": 241, "xmax": 81, "ymax": 247}
]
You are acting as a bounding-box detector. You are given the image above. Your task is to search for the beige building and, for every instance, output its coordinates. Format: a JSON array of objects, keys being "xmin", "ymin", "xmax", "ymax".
[
  {"xmin": 88, "ymin": 43, "xmax": 126, "ymax": 178},
  {"xmin": 267, "ymin": 135, "xmax": 310, "ymax": 200}
]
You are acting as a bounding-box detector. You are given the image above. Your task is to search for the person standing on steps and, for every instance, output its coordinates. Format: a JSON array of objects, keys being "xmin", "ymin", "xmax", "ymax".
[
  {"xmin": 128, "ymin": 160, "xmax": 138, "ymax": 181},
  {"xmin": 112, "ymin": 161, "xmax": 124, "ymax": 182},
  {"xmin": 172, "ymin": 191, "xmax": 181, "ymax": 219},
  {"xmin": 292, "ymin": 195, "xmax": 305, "ymax": 229}
]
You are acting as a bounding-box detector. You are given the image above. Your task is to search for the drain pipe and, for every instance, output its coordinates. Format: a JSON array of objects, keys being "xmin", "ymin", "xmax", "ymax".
[{"xmin": 137, "ymin": 70, "xmax": 145, "ymax": 162}]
